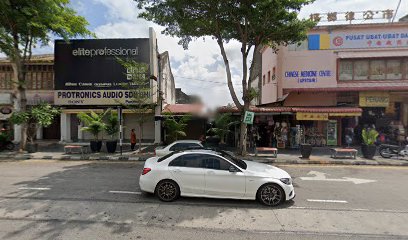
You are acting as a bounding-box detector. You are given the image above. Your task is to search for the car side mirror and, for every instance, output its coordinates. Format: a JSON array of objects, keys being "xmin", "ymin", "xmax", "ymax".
[{"xmin": 229, "ymin": 165, "xmax": 238, "ymax": 172}]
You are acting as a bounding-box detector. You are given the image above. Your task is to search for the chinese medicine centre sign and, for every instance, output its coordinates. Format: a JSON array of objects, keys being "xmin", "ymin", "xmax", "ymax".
[{"xmin": 308, "ymin": 30, "xmax": 408, "ymax": 50}]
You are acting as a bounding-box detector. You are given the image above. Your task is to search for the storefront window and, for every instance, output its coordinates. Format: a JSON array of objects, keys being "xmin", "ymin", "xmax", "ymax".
[
  {"xmin": 386, "ymin": 60, "xmax": 402, "ymax": 80},
  {"xmin": 370, "ymin": 60, "xmax": 386, "ymax": 80},
  {"xmin": 354, "ymin": 60, "xmax": 369, "ymax": 80},
  {"xmin": 339, "ymin": 61, "xmax": 353, "ymax": 80}
]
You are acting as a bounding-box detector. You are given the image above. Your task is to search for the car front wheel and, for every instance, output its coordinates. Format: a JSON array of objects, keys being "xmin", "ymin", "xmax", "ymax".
[
  {"xmin": 156, "ymin": 180, "xmax": 179, "ymax": 202},
  {"xmin": 257, "ymin": 183, "xmax": 285, "ymax": 206}
]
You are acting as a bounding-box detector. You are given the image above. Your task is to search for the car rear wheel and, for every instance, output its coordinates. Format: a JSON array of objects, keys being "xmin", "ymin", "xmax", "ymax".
[
  {"xmin": 257, "ymin": 183, "xmax": 284, "ymax": 206},
  {"xmin": 156, "ymin": 180, "xmax": 179, "ymax": 202}
]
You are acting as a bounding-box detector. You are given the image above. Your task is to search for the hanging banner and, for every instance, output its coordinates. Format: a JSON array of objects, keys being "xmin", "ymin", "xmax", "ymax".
[
  {"xmin": 359, "ymin": 92, "xmax": 389, "ymax": 107},
  {"xmin": 296, "ymin": 112, "xmax": 328, "ymax": 121}
]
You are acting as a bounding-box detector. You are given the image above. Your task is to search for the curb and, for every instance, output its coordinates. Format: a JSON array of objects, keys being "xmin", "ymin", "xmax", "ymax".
[{"xmin": 1, "ymin": 153, "xmax": 407, "ymax": 166}]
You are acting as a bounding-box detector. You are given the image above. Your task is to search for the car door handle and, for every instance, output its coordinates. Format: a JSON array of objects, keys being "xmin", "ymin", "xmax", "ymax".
[
  {"xmin": 172, "ymin": 169, "xmax": 181, "ymax": 173},
  {"xmin": 207, "ymin": 170, "xmax": 215, "ymax": 175}
]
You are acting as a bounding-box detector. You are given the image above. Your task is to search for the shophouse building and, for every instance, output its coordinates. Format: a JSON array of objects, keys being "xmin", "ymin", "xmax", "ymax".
[
  {"xmin": 0, "ymin": 28, "xmax": 176, "ymax": 144},
  {"xmin": 258, "ymin": 22, "xmax": 408, "ymax": 147},
  {"xmin": 0, "ymin": 55, "xmax": 57, "ymax": 141}
]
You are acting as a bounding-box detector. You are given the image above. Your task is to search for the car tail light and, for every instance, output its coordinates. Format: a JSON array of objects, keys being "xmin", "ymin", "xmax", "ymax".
[{"xmin": 142, "ymin": 168, "xmax": 151, "ymax": 175}]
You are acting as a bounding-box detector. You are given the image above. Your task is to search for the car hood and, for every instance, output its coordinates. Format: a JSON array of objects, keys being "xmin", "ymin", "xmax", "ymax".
[{"xmin": 242, "ymin": 160, "xmax": 290, "ymax": 178}]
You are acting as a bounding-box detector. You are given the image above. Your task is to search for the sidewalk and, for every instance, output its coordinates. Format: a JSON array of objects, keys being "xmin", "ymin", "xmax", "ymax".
[{"xmin": 1, "ymin": 145, "xmax": 408, "ymax": 166}]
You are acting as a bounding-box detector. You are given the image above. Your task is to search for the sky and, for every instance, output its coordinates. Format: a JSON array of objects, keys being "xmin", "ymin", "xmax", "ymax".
[{"xmin": 8, "ymin": 0, "xmax": 408, "ymax": 108}]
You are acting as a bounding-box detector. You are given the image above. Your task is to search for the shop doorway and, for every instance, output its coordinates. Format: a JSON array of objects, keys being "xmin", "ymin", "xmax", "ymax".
[{"xmin": 43, "ymin": 116, "xmax": 61, "ymax": 140}]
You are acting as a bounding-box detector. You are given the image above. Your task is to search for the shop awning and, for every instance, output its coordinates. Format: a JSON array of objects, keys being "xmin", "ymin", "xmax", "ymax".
[{"xmin": 218, "ymin": 106, "xmax": 362, "ymax": 117}]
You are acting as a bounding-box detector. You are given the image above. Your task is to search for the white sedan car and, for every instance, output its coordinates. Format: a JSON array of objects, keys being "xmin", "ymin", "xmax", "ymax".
[
  {"xmin": 154, "ymin": 140, "xmax": 203, "ymax": 157},
  {"xmin": 139, "ymin": 149, "xmax": 295, "ymax": 206}
]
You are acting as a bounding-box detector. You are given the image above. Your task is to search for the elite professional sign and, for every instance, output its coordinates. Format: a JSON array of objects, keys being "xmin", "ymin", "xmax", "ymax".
[{"xmin": 54, "ymin": 38, "xmax": 151, "ymax": 105}]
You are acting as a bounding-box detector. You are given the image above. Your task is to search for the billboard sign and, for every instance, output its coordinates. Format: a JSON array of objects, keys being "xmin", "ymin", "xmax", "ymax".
[
  {"xmin": 309, "ymin": 30, "xmax": 408, "ymax": 50},
  {"xmin": 54, "ymin": 38, "xmax": 152, "ymax": 105}
]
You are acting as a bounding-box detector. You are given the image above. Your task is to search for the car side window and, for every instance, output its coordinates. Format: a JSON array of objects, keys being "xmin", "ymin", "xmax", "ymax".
[
  {"xmin": 202, "ymin": 155, "xmax": 231, "ymax": 171},
  {"xmin": 168, "ymin": 154, "xmax": 203, "ymax": 168}
]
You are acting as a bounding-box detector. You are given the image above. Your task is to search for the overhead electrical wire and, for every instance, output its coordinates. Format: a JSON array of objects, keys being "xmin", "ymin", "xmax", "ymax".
[{"xmin": 392, "ymin": 0, "xmax": 402, "ymax": 22}]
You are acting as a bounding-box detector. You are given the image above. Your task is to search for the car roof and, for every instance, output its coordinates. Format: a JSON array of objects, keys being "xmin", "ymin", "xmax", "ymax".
[{"xmin": 171, "ymin": 140, "xmax": 202, "ymax": 144}]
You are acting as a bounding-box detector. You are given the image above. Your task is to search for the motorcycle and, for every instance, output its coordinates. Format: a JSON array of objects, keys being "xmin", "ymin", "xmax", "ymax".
[
  {"xmin": 0, "ymin": 130, "xmax": 14, "ymax": 151},
  {"xmin": 379, "ymin": 137, "xmax": 408, "ymax": 159},
  {"xmin": 0, "ymin": 140, "xmax": 14, "ymax": 151}
]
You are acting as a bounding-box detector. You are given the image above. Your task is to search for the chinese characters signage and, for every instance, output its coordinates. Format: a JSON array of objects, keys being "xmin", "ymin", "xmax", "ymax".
[
  {"xmin": 310, "ymin": 10, "xmax": 394, "ymax": 23},
  {"xmin": 296, "ymin": 112, "xmax": 329, "ymax": 121},
  {"xmin": 309, "ymin": 30, "xmax": 408, "ymax": 50},
  {"xmin": 331, "ymin": 31, "xmax": 408, "ymax": 49}
]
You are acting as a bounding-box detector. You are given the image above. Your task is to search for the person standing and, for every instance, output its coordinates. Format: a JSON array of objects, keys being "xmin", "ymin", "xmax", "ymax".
[{"xmin": 130, "ymin": 129, "xmax": 137, "ymax": 151}]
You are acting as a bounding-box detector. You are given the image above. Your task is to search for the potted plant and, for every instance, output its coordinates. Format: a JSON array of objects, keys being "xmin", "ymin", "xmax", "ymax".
[
  {"xmin": 163, "ymin": 113, "xmax": 190, "ymax": 144},
  {"xmin": 10, "ymin": 102, "xmax": 60, "ymax": 153},
  {"xmin": 77, "ymin": 110, "xmax": 108, "ymax": 152},
  {"xmin": 300, "ymin": 143, "xmax": 312, "ymax": 159},
  {"xmin": 361, "ymin": 129, "xmax": 378, "ymax": 159},
  {"xmin": 207, "ymin": 113, "xmax": 239, "ymax": 149},
  {"xmin": 105, "ymin": 110, "xmax": 119, "ymax": 153}
]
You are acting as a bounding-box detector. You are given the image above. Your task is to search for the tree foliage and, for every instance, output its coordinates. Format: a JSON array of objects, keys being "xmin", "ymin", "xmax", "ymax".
[
  {"xmin": 208, "ymin": 113, "xmax": 239, "ymax": 144},
  {"xmin": 0, "ymin": 0, "xmax": 92, "ymax": 150},
  {"xmin": 136, "ymin": 0, "xmax": 315, "ymax": 155},
  {"xmin": 163, "ymin": 113, "xmax": 191, "ymax": 143},
  {"xmin": 9, "ymin": 102, "xmax": 60, "ymax": 143}
]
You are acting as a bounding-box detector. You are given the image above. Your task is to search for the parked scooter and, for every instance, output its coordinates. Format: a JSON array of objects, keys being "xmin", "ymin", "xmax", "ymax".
[
  {"xmin": 379, "ymin": 137, "xmax": 408, "ymax": 158},
  {"xmin": 0, "ymin": 140, "xmax": 14, "ymax": 151},
  {"xmin": 0, "ymin": 130, "xmax": 14, "ymax": 151}
]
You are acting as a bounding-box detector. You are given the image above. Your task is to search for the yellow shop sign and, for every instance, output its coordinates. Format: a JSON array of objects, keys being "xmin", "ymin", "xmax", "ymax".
[
  {"xmin": 359, "ymin": 92, "xmax": 389, "ymax": 107},
  {"xmin": 296, "ymin": 112, "xmax": 328, "ymax": 121}
]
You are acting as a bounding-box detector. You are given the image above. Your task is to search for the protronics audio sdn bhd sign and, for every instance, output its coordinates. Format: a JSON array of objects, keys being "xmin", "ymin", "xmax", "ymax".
[{"xmin": 54, "ymin": 38, "xmax": 153, "ymax": 105}]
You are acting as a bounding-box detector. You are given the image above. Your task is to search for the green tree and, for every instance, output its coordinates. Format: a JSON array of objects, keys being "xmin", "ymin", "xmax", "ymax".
[
  {"xmin": 136, "ymin": 0, "xmax": 315, "ymax": 155},
  {"xmin": 0, "ymin": 0, "xmax": 93, "ymax": 151},
  {"xmin": 163, "ymin": 113, "xmax": 191, "ymax": 143},
  {"xmin": 208, "ymin": 113, "xmax": 239, "ymax": 144},
  {"xmin": 10, "ymin": 102, "xmax": 60, "ymax": 144},
  {"xmin": 117, "ymin": 58, "xmax": 156, "ymax": 150}
]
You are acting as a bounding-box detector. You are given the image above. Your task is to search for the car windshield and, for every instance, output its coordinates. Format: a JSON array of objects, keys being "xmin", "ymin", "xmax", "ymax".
[
  {"xmin": 219, "ymin": 151, "xmax": 247, "ymax": 170},
  {"xmin": 157, "ymin": 151, "xmax": 178, "ymax": 162}
]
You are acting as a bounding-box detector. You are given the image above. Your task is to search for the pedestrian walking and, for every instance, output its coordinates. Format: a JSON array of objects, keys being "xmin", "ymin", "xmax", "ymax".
[{"xmin": 130, "ymin": 129, "xmax": 137, "ymax": 151}]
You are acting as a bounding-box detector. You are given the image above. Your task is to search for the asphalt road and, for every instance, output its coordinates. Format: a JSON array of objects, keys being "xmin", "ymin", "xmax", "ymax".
[{"xmin": 0, "ymin": 160, "xmax": 407, "ymax": 240}]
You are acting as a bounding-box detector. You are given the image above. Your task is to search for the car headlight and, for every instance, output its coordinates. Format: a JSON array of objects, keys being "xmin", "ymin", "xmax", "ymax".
[{"xmin": 280, "ymin": 178, "xmax": 292, "ymax": 185}]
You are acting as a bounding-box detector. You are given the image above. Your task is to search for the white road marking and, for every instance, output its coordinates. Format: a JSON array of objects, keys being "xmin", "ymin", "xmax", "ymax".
[
  {"xmin": 109, "ymin": 190, "xmax": 142, "ymax": 195},
  {"xmin": 307, "ymin": 199, "xmax": 348, "ymax": 203},
  {"xmin": 18, "ymin": 187, "xmax": 50, "ymax": 191},
  {"xmin": 299, "ymin": 171, "xmax": 377, "ymax": 184}
]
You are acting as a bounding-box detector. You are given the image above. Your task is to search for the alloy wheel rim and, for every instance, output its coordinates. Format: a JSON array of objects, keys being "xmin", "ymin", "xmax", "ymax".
[
  {"xmin": 260, "ymin": 185, "xmax": 282, "ymax": 206},
  {"xmin": 158, "ymin": 182, "xmax": 176, "ymax": 200}
]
